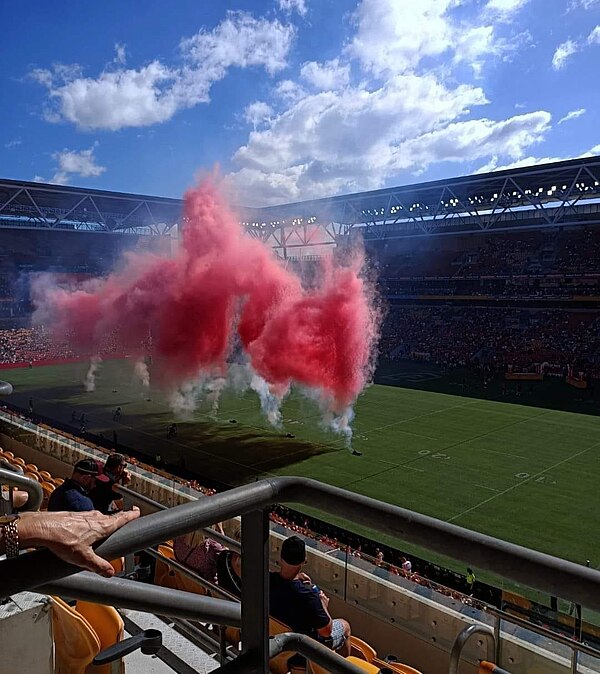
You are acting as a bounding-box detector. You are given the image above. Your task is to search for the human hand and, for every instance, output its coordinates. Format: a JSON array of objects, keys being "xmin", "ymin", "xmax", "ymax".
[
  {"xmin": 319, "ymin": 590, "xmax": 329, "ymax": 608},
  {"xmin": 19, "ymin": 508, "xmax": 140, "ymax": 577},
  {"xmin": 296, "ymin": 571, "xmax": 312, "ymax": 584}
]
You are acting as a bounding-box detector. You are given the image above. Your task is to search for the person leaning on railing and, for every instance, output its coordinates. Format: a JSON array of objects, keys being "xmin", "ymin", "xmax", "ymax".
[{"xmin": 0, "ymin": 508, "xmax": 139, "ymax": 576}]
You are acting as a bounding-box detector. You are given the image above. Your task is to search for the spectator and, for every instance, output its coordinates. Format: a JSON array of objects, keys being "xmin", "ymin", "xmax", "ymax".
[
  {"xmin": 91, "ymin": 453, "xmax": 131, "ymax": 515},
  {"xmin": 270, "ymin": 535, "xmax": 352, "ymax": 656},
  {"xmin": 466, "ymin": 567, "xmax": 476, "ymax": 594},
  {"xmin": 401, "ymin": 557, "xmax": 412, "ymax": 574},
  {"xmin": 173, "ymin": 529, "xmax": 226, "ymax": 583},
  {"xmin": 48, "ymin": 458, "xmax": 109, "ymax": 512}
]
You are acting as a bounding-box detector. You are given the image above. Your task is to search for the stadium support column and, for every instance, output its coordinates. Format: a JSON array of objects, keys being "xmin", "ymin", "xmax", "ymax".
[
  {"xmin": 282, "ymin": 223, "xmax": 288, "ymax": 261},
  {"xmin": 241, "ymin": 509, "xmax": 270, "ymax": 673}
]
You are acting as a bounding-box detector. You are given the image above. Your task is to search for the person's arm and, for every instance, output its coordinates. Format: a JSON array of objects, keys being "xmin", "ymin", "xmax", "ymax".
[
  {"xmin": 315, "ymin": 590, "xmax": 334, "ymax": 637},
  {"xmin": 0, "ymin": 509, "xmax": 139, "ymax": 577}
]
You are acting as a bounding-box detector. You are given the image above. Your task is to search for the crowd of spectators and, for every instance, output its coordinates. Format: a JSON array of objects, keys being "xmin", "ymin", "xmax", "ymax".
[
  {"xmin": 0, "ymin": 327, "xmax": 76, "ymax": 364},
  {"xmin": 0, "ymin": 327, "xmax": 128, "ymax": 365},
  {"xmin": 374, "ymin": 225, "xmax": 600, "ymax": 283},
  {"xmin": 380, "ymin": 306, "xmax": 600, "ymax": 378}
]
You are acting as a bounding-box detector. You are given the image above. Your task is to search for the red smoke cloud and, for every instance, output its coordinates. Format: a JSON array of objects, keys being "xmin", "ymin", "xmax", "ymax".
[{"xmin": 35, "ymin": 179, "xmax": 379, "ymax": 413}]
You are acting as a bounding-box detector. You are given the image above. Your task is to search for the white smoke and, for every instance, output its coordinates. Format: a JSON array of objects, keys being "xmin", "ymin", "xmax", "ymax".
[
  {"xmin": 83, "ymin": 356, "xmax": 102, "ymax": 392},
  {"xmin": 328, "ymin": 406, "xmax": 355, "ymax": 450},
  {"xmin": 302, "ymin": 386, "xmax": 357, "ymax": 451},
  {"xmin": 250, "ymin": 373, "xmax": 284, "ymax": 428},
  {"xmin": 168, "ymin": 381, "xmax": 199, "ymax": 418},
  {"xmin": 133, "ymin": 358, "xmax": 151, "ymax": 388},
  {"xmin": 206, "ymin": 377, "xmax": 227, "ymax": 418}
]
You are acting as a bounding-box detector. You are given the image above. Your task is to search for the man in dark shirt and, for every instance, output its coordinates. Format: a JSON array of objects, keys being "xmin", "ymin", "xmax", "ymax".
[
  {"xmin": 91, "ymin": 453, "xmax": 131, "ymax": 514},
  {"xmin": 270, "ymin": 535, "xmax": 352, "ymax": 656},
  {"xmin": 48, "ymin": 458, "xmax": 110, "ymax": 512}
]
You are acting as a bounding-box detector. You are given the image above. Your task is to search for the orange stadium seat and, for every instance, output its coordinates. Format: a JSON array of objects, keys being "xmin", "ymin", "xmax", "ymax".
[
  {"xmin": 51, "ymin": 596, "xmax": 100, "ymax": 674},
  {"xmin": 350, "ymin": 636, "xmax": 377, "ymax": 663},
  {"xmin": 75, "ymin": 600, "xmax": 124, "ymax": 674},
  {"xmin": 39, "ymin": 470, "xmax": 52, "ymax": 481}
]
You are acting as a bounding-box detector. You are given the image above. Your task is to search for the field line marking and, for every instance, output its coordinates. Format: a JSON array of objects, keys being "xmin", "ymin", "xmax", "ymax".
[
  {"xmin": 339, "ymin": 398, "xmax": 483, "ymax": 439},
  {"xmin": 447, "ymin": 439, "xmax": 600, "ymax": 523},
  {"xmin": 478, "ymin": 447, "xmax": 527, "ymax": 460},
  {"xmin": 474, "ymin": 484, "xmax": 501, "ymax": 493}
]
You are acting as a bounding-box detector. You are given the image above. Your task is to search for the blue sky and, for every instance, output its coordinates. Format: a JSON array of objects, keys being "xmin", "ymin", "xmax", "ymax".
[{"xmin": 1, "ymin": 0, "xmax": 599, "ymax": 206}]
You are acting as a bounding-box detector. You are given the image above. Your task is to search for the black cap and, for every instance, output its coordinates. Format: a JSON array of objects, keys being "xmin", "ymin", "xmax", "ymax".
[
  {"xmin": 281, "ymin": 536, "xmax": 306, "ymax": 565},
  {"xmin": 74, "ymin": 458, "xmax": 109, "ymax": 482}
]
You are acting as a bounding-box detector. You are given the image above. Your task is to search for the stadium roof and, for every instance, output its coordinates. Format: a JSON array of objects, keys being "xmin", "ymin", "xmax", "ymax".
[
  {"xmin": 1, "ymin": 156, "xmax": 600, "ymax": 248},
  {"xmin": 0, "ymin": 178, "xmax": 182, "ymax": 235}
]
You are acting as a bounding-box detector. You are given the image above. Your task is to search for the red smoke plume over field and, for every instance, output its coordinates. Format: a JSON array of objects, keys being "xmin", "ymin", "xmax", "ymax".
[{"xmin": 34, "ymin": 179, "xmax": 379, "ymax": 423}]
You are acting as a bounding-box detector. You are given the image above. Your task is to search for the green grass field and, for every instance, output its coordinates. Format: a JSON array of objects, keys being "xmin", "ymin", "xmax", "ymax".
[{"xmin": 1, "ymin": 358, "xmax": 599, "ymax": 579}]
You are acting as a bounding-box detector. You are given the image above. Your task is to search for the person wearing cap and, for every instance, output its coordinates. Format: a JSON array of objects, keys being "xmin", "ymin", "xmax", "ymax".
[
  {"xmin": 91, "ymin": 453, "xmax": 131, "ymax": 515},
  {"xmin": 270, "ymin": 535, "xmax": 352, "ymax": 656},
  {"xmin": 48, "ymin": 459, "xmax": 110, "ymax": 512}
]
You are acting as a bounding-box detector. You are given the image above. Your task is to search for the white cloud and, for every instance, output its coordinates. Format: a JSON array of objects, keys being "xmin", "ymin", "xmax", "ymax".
[
  {"xmin": 278, "ymin": 0, "xmax": 307, "ymax": 16},
  {"xmin": 484, "ymin": 0, "xmax": 531, "ymax": 21},
  {"xmin": 244, "ymin": 101, "xmax": 273, "ymax": 129},
  {"xmin": 549, "ymin": 26, "xmax": 599, "ymax": 70},
  {"xmin": 227, "ymin": 75, "xmax": 552, "ymax": 205},
  {"xmin": 4, "ymin": 139, "xmax": 22, "ymax": 149},
  {"xmin": 43, "ymin": 144, "xmax": 106, "ymax": 185},
  {"xmin": 32, "ymin": 12, "xmax": 295, "ymax": 131},
  {"xmin": 558, "ymin": 108, "xmax": 586, "ymax": 124},
  {"xmin": 226, "ymin": 0, "xmax": 549, "ymax": 206},
  {"xmin": 300, "ymin": 59, "xmax": 350, "ymax": 90},
  {"xmin": 588, "ymin": 25, "xmax": 600, "ymax": 44},
  {"xmin": 475, "ymin": 144, "xmax": 600, "ymax": 174},
  {"xmin": 395, "ymin": 112, "xmax": 551, "ymax": 170},
  {"xmin": 568, "ymin": 0, "xmax": 600, "ymax": 9},
  {"xmin": 552, "ymin": 39, "xmax": 579, "ymax": 70},
  {"xmin": 274, "ymin": 79, "xmax": 307, "ymax": 102},
  {"xmin": 114, "ymin": 43, "xmax": 127, "ymax": 65},
  {"xmin": 348, "ymin": 0, "xmax": 528, "ymax": 77}
]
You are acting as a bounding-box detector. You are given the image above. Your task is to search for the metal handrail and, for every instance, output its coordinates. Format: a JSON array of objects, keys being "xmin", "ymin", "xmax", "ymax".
[
  {"xmin": 38, "ymin": 571, "xmax": 241, "ymax": 626},
  {"xmin": 3, "ymin": 476, "xmax": 600, "ymax": 609},
  {"xmin": 0, "ymin": 466, "xmax": 43, "ymax": 513},
  {"xmin": 116, "ymin": 483, "xmax": 241, "ymax": 552},
  {"xmin": 449, "ymin": 624, "xmax": 496, "ymax": 674},
  {"xmin": 485, "ymin": 606, "xmax": 600, "ymax": 661}
]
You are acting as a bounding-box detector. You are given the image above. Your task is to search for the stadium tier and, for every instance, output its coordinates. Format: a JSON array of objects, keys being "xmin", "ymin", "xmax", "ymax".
[{"xmin": 2, "ymin": 162, "xmax": 600, "ymax": 674}]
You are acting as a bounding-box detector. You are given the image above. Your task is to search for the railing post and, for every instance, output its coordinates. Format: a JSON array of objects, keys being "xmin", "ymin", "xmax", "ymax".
[
  {"xmin": 494, "ymin": 613, "xmax": 501, "ymax": 665},
  {"xmin": 571, "ymin": 648, "xmax": 579, "ymax": 674},
  {"xmin": 241, "ymin": 509, "xmax": 270, "ymax": 673}
]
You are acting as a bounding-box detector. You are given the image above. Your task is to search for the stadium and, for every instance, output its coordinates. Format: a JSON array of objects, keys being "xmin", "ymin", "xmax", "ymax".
[{"xmin": 1, "ymin": 155, "xmax": 600, "ymax": 674}]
